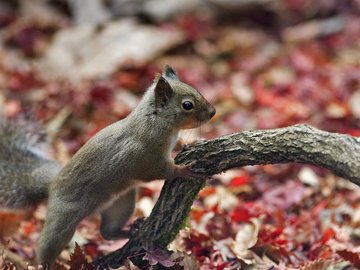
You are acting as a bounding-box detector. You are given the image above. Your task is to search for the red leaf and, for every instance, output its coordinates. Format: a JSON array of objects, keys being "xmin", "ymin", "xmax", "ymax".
[
  {"xmin": 258, "ymin": 225, "xmax": 288, "ymax": 250},
  {"xmin": 83, "ymin": 242, "xmax": 101, "ymax": 259},
  {"xmin": 320, "ymin": 228, "xmax": 335, "ymax": 244},
  {"xmin": 270, "ymin": 227, "xmax": 284, "ymax": 239},
  {"xmin": 139, "ymin": 187, "xmax": 155, "ymax": 197},
  {"xmin": 191, "ymin": 209, "xmax": 207, "ymax": 223},
  {"xmin": 69, "ymin": 243, "xmax": 95, "ymax": 270},
  {"xmin": 348, "ymin": 129, "xmax": 360, "ymax": 137},
  {"xmin": 217, "ymin": 262, "xmax": 229, "ymax": 270},
  {"xmin": 90, "ymin": 81, "xmax": 113, "ymax": 107},
  {"xmin": 184, "ymin": 232, "xmax": 212, "ymax": 259},
  {"xmin": 337, "ymin": 250, "xmax": 360, "ymax": 268},
  {"xmin": 231, "ymin": 207, "xmax": 251, "ymax": 223},
  {"xmin": 7, "ymin": 69, "xmax": 42, "ymax": 92},
  {"xmin": 198, "ymin": 187, "xmax": 216, "ymax": 198},
  {"xmin": 21, "ymin": 220, "xmax": 36, "ymax": 236},
  {"xmin": 229, "ymin": 175, "xmax": 250, "ymax": 187}
]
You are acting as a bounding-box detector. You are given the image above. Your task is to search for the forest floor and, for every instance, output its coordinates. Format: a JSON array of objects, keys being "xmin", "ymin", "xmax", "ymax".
[{"xmin": 0, "ymin": 1, "xmax": 359, "ymax": 269}]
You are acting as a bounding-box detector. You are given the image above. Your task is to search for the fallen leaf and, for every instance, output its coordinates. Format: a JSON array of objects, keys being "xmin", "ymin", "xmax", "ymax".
[
  {"xmin": 69, "ymin": 243, "xmax": 95, "ymax": 270},
  {"xmin": 337, "ymin": 250, "xmax": 360, "ymax": 268},
  {"xmin": 230, "ymin": 218, "xmax": 261, "ymax": 263},
  {"xmin": 143, "ymin": 248, "xmax": 175, "ymax": 267}
]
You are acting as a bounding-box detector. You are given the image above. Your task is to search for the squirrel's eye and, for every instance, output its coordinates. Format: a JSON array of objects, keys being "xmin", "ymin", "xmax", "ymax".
[{"xmin": 182, "ymin": 101, "xmax": 194, "ymax": 111}]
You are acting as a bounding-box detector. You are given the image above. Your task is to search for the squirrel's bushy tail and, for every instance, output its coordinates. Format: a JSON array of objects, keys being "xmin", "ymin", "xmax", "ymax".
[{"xmin": 0, "ymin": 116, "xmax": 62, "ymax": 209}]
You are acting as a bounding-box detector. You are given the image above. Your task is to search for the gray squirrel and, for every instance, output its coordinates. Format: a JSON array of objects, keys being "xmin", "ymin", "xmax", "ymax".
[{"xmin": 0, "ymin": 65, "xmax": 216, "ymax": 268}]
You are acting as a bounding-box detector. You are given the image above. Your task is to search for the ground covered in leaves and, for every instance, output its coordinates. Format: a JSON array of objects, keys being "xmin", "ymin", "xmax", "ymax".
[{"xmin": 0, "ymin": 0, "xmax": 359, "ymax": 269}]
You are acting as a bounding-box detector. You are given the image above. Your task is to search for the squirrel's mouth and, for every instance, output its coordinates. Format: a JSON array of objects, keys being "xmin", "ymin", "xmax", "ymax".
[{"xmin": 200, "ymin": 106, "xmax": 216, "ymax": 122}]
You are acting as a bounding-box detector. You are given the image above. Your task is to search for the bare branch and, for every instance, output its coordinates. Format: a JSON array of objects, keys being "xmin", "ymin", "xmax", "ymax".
[{"xmin": 93, "ymin": 124, "xmax": 360, "ymax": 268}]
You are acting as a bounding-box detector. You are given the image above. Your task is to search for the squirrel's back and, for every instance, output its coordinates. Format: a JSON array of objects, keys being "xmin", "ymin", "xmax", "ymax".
[{"xmin": 0, "ymin": 117, "xmax": 62, "ymax": 209}]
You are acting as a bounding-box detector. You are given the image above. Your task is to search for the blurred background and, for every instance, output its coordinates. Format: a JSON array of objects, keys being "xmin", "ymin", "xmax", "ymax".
[{"xmin": 0, "ymin": 0, "xmax": 359, "ymax": 269}]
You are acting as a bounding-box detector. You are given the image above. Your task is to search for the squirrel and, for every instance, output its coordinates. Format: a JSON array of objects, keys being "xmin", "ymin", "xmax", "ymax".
[
  {"xmin": 0, "ymin": 117, "xmax": 62, "ymax": 209},
  {"xmin": 0, "ymin": 65, "xmax": 216, "ymax": 268}
]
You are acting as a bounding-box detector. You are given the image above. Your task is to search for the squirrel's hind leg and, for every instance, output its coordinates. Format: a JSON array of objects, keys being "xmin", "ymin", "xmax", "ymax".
[
  {"xmin": 37, "ymin": 209, "xmax": 83, "ymax": 268},
  {"xmin": 100, "ymin": 188, "xmax": 136, "ymax": 240}
]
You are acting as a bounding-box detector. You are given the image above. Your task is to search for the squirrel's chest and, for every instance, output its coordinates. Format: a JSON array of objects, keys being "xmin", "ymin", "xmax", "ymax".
[{"xmin": 145, "ymin": 131, "xmax": 178, "ymax": 154}]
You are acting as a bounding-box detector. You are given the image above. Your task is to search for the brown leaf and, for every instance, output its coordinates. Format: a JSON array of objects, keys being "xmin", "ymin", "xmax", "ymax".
[{"xmin": 0, "ymin": 211, "xmax": 25, "ymax": 237}]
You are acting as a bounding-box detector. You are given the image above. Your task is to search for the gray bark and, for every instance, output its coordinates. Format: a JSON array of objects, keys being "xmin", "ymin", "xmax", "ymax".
[{"xmin": 93, "ymin": 124, "xmax": 360, "ymax": 269}]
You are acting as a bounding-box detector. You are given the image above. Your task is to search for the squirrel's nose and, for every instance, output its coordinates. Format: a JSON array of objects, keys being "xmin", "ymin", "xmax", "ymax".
[{"xmin": 209, "ymin": 106, "xmax": 216, "ymax": 118}]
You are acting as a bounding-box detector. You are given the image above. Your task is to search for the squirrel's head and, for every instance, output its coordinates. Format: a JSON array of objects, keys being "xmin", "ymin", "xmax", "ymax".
[{"xmin": 152, "ymin": 65, "xmax": 216, "ymax": 129}]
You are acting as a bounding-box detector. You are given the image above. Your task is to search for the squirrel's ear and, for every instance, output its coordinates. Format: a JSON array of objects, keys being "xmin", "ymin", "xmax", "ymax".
[
  {"xmin": 154, "ymin": 76, "xmax": 173, "ymax": 107},
  {"xmin": 163, "ymin": 65, "xmax": 179, "ymax": 80}
]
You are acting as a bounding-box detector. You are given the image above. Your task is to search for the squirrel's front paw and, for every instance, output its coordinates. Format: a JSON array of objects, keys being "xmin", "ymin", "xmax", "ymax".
[
  {"xmin": 173, "ymin": 162, "xmax": 204, "ymax": 179},
  {"xmin": 129, "ymin": 217, "xmax": 146, "ymax": 236},
  {"xmin": 182, "ymin": 138, "xmax": 207, "ymax": 151}
]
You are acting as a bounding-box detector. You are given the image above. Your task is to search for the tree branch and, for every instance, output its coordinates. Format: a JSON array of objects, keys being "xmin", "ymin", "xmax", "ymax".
[{"xmin": 92, "ymin": 124, "xmax": 360, "ymax": 269}]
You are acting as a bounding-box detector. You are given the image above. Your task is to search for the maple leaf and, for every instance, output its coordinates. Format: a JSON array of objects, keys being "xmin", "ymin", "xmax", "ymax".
[
  {"xmin": 143, "ymin": 247, "xmax": 175, "ymax": 267},
  {"xmin": 69, "ymin": 243, "xmax": 96, "ymax": 270}
]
